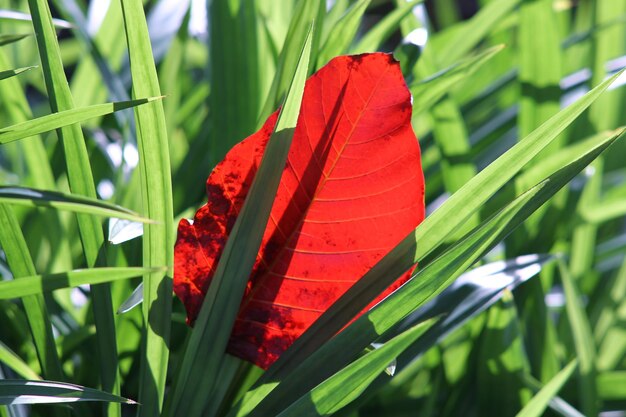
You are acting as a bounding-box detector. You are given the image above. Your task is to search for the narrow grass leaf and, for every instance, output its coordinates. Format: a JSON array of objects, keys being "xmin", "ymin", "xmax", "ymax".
[
  {"xmin": 167, "ymin": 27, "xmax": 313, "ymax": 417},
  {"xmin": 0, "ymin": 380, "xmax": 136, "ymax": 405},
  {"xmin": 277, "ymin": 320, "xmax": 435, "ymax": 417},
  {"xmin": 0, "ymin": 67, "xmax": 35, "ymax": 81},
  {"xmin": 411, "ymin": 45, "xmax": 503, "ymax": 114},
  {"xmin": 0, "ymin": 34, "xmax": 30, "ymax": 46},
  {"xmin": 118, "ymin": 0, "xmax": 175, "ymax": 414},
  {"xmin": 316, "ymin": 0, "xmax": 370, "ymax": 68},
  {"xmin": 0, "ymin": 342, "xmax": 41, "ymax": 380},
  {"xmin": 28, "ymin": 3, "xmax": 121, "ymax": 415},
  {"xmin": 0, "ymin": 267, "xmax": 160, "ymax": 299},
  {"xmin": 558, "ymin": 260, "xmax": 599, "ymax": 416},
  {"xmin": 0, "ymin": 97, "xmax": 161, "ymax": 145},
  {"xmin": 0, "ymin": 187, "xmax": 153, "ymax": 223},
  {"xmin": 351, "ymin": 0, "xmax": 423, "ymax": 54},
  {"xmin": 0, "ymin": 205, "xmax": 64, "ymax": 381},
  {"xmin": 516, "ymin": 360, "xmax": 579, "ymax": 417},
  {"xmin": 431, "ymin": 0, "xmax": 521, "ymax": 67},
  {"xmin": 476, "ymin": 291, "xmax": 532, "ymax": 415},
  {"xmin": 257, "ymin": 0, "xmax": 323, "ymax": 123}
]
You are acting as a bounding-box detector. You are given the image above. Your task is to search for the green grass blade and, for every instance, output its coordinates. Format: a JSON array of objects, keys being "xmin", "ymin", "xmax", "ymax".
[
  {"xmin": 351, "ymin": 0, "xmax": 423, "ymax": 54},
  {"xmin": 431, "ymin": 0, "xmax": 521, "ymax": 68},
  {"xmin": 0, "ymin": 186, "xmax": 153, "ymax": 223},
  {"xmin": 516, "ymin": 360, "xmax": 579, "ymax": 417},
  {"xmin": 0, "ymin": 380, "xmax": 136, "ymax": 405},
  {"xmin": 0, "ymin": 205, "xmax": 64, "ymax": 381},
  {"xmin": 558, "ymin": 260, "xmax": 599, "ymax": 416},
  {"xmin": 597, "ymin": 371, "xmax": 626, "ymax": 401},
  {"xmin": 0, "ymin": 341, "xmax": 41, "ymax": 380},
  {"xmin": 28, "ymin": 1, "xmax": 121, "ymax": 415},
  {"xmin": 118, "ymin": 0, "xmax": 175, "ymax": 415},
  {"xmin": 0, "ymin": 97, "xmax": 161, "ymax": 145},
  {"xmin": 410, "ymin": 45, "xmax": 503, "ymax": 115},
  {"xmin": 232, "ymin": 120, "xmax": 621, "ymax": 417},
  {"xmin": 277, "ymin": 320, "xmax": 435, "ymax": 417},
  {"xmin": 0, "ymin": 267, "xmax": 160, "ymax": 299},
  {"xmin": 518, "ymin": 0, "xmax": 562, "ymax": 139},
  {"xmin": 167, "ymin": 26, "xmax": 313, "ymax": 417},
  {"xmin": 476, "ymin": 291, "xmax": 532, "ymax": 415},
  {"xmin": 0, "ymin": 66, "xmax": 36, "ymax": 80},
  {"xmin": 316, "ymin": 0, "xmax": 370, "ymax": 68},
  {"xmin": 257, "ymin": 0, "xmax": 324, "ymax": 124},
  {"xmin": 0, "ymin": 34, "xmax": 31, "ymax": 46},
  {"xmin": 253, "ymin": 69, "xmax": 624, "ymax": 387}
]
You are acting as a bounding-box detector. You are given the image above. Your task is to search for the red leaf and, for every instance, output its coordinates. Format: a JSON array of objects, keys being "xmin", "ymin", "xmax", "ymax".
[{"xmin": 174, "ymin": 53, "xmax": 425, "ymax": 370}]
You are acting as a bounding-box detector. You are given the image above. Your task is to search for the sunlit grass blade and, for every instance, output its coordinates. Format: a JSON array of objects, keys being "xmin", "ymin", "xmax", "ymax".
[
  {"xmin": 0, "ymin": 66, "xmax": 35, "ymax": 80},
  {"xmin": 0, "ymin": 267, "xmax": 161, "ymax": 299},
  {"xmin": 392, "ymin": 254, "xmax": 553, "ymax": 364},
  {"xmin": 166, "ymin": 26, "xmax": 313, "ymax": 417},
  {"xmin": 257, "ymin": 0, "xmax": 324, "ymax": 124},
  {"xmin": 351, "ymin": 0, "xmax": 423, "ymax": 54},
  {"xmin": 252, "ymin": 69, "xmax": 624, "ymax": 388},
  {"xmin": 0, "ymin": 341, "xmax": 41, "ymax": 380},
  {"xmin": 430, "ymin": 0, "xmax": 521, "ymax": 68},
  {"xmin": 517, "ymin": 360, "xmax": 578, "ymax": 417},
  {"xmin": 28, "ymin": 1, "xmax": 121, "ymax": 415},
  {"xmin": 0, "ymin": 204, "xmax": 64, "ymax": 381},
  {"xmin": 558, "ymin": 260, "xmax": 598, "ymax": 416},
  {"xmin": 316, "ymin": 0, "xmax": 370, "ymax": 68},
  {"xmin": 277, "ymin": 320, "xmax": 435, "ymax": 417},
  {"xmin": 0, "ymin": 187, "xmax": 153, "ymax": 223},
  {"xmin": 0, "ymin": 97, "xmax": 161, "ymax": 145},
  {"xmin": 232, "ymin": 115, "xmax": 621, "ymax": 417},
  {"xmin": 118, "ymin": 0, "xmax": 174, "ymax": 415},
  {"xmin": 0, "ymin": 380, "xmax": 136, "ymax": 405},
  {"xmin": 410, "ymin": 45, "xmax": 503, "ymax": 115}
]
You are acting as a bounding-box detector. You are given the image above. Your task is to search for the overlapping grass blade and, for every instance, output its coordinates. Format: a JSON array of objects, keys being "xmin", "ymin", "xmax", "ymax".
[
  {"xmin": 257, "ymin": 0, "xmax": 324, "ymax": 124},
  {"xmin": 0, "ymin": 205, "xmax": 64, "ymax": 381},
  {"xmin": 0, "ymin": 187, "xmax": 152, "ymax": 222},
  {"xmin": 277, "ymin": 320, "xmax": 435, "ymax": 417},
  {"xmin": 232, "ymin": 109, "xmax": 622, "ymax": 417},
  {"xmin": 411, "ymin": 46, "xmax": 503, "ymax": 115},
  {"xmin": 0, "ymin": 267, "xmax": 160, "ymax": 299},
  {"xmin": 476, "ymin": 291, "xmax": 532, "ymax": 415},
  {"xmin": 316, "ymin": 0, "xmax": 370, "ymax": 68},
  {"xmin": 28, "ymin": 1, "xmax": 121, "ymax": 416},
  {"xmin": 0, "ymin": 380, "xmax": 136, "ymax": 405},
  {"xmin": 430, "ymin": 0, "xmax": 521, "ymax": 68},
  {"xmin": 118, "ymin": 0, "xmax": 174, "ymax": 415},
  {"xmin": 0, "ymin": 97, "xmax": 160, "ymax": 145},
  {"xmin": 517, "ymin": 360, "xmax": 579, "ymax": 417},
  {"xmin": 351, "ymin": 0, "xmax": 423, "ymax": 54},
  {"xmin": 166, "ymin": 27, "xmax": 313, "ymax": 417}
]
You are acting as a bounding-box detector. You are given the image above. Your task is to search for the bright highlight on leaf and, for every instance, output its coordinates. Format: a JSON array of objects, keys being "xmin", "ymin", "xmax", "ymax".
[{"xmin": 174, "ymin": 53, "xmax": 425, "ymax": 370}]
